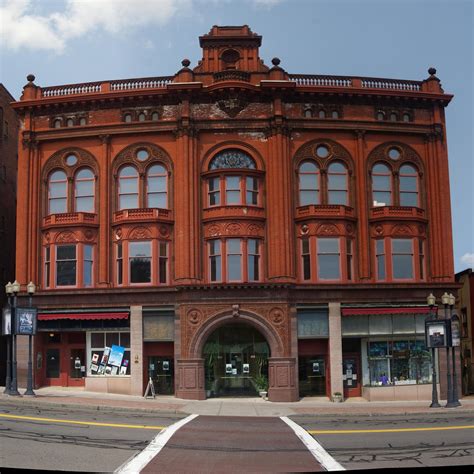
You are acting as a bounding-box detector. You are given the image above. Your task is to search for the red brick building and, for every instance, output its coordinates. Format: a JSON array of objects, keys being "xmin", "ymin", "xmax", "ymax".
[
  {"xmin": 0, "ymin": 84, "xmax": 18, "ymax": 385},
  {"xmin": 12, "ymin": 26, "xmax": 458, "ymax": 401}
]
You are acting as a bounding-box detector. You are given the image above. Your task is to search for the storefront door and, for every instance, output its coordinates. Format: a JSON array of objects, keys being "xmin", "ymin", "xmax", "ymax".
[
  {"xmin": 148, "ymin": 356, "xmax": 174, "ymax": 395},
  {"xmin": 343, "ymin": 354, "xmax": 361, "ymax": 397},
  {"xmin": 68, "ymin": 348, "xmax": 86, "ymax": 387},
  {"xmin": 298, "ymin": 356, "xmax": 327, "ymax": 396}
]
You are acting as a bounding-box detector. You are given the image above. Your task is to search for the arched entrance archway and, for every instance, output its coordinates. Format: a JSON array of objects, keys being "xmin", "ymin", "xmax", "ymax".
[{"xmin": 203, "ymin": 323, "xmax": 270, "ymax": 397}]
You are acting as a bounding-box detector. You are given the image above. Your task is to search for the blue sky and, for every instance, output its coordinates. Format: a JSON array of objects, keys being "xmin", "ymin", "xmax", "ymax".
[{"xmin": 1, "ymin": 0, "xmax": 472, "ymax": 272}]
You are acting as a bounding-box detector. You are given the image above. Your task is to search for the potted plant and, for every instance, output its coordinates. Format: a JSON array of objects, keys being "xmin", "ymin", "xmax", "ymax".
[
  {"xmin": 254, "ymin": 374, "xmax": 268, "ymax": 398},
  {"xmin": 332, "ymin": 391, "xmax": 343, "ymax": 403}
]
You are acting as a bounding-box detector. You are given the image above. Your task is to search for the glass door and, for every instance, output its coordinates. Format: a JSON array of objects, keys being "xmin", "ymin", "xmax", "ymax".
[
  {"xmin": 148, "ymin": 357, "xmax": 174, "ymax": 395},
  {"xmin": 68, "ymin": 348, "xmax": 85, "ymax": 386},
  {"xmin": 343, "ymin": 355, "xmax": 361, "ymax": 397},
  {"xmin": 298, "ymin": 356, "xmax": 327, "ymax": 396}
]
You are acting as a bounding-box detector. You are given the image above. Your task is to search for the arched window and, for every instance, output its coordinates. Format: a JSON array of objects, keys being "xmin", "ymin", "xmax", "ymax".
[
  {"xmin": 206, "ymin": 149, "xmax": 260, "ymax": 207},
  {"xmin": 399, "ymin": 164, "xmax": 419, "ymax": 207},
  {"xmin": 372, "ymin": 163, "xmax": 392, "ymax": 206},
  {"xmin": 138, "ymin": 113, "xmax": 146, "ymax": 122},
  {"xmin": 390, "ymin": 112, "xmax": 398, "ymax": 122},
  {"xmin": 53, "ymin": 119, "xmax": 62, "ymax": 128},
  {"xmin": 331, "ymin": 110, "xmax": 339, "ymax": 119},
  {"xmin": 74, "ymin": 168, "xmax": 95, "ymax": 212},
  {"xmin": 318, "ymin": 110, "xmax": 326, "ymax": 119},
  {"xmin": 66, "ymin": 118, "xmax": 74, "ymax": 127},
  {"xmin": 151, "ymin": 112, "xmax": 159, "ymax": 121},
  {"xmin": 402, "ymin": 113, "xmax": 411, "ymax": 122},
  {"xmin": 118, "ymin": 166, "xmax": 139, "ymax": 210},
  {"xmin": 146, "ymin": 164, "xmax": 167, "ymax": 208},
  {"xmin": 327, "ymin": 162, "xmax": 348, "ymax": 205},
  {"xmin": 48, "ymin": 170, "xmax": 67, "ymax": 214},
  {"xmin": 299, "ymin": 161, "xmax": 320, "ymax": 205},
  {"xmin": 124, "ymin": 113, "xmax": 132, "ymax": 123}
]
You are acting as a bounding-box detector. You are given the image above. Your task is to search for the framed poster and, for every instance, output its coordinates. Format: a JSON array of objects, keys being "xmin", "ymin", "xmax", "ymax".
[
  {"xmin": 100, "ymin": 347, "xmax": 111, "ymax": 366},
  {"xmin": 425, "ymin": 319, "xmax": 449, "ymax": 348},
  {"xmin": 15, "ymin": 307, "xmax": 37, "ymax": 335}
]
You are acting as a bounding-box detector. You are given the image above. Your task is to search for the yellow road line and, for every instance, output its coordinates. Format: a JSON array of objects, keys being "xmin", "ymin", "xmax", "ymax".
[
  {"xmin": 308, "ymin": 425, "xmax": 474, "ymax": 435},
  {"xmin": 0, "ymin": 413, "xmax": 166, "ymax": 430}
]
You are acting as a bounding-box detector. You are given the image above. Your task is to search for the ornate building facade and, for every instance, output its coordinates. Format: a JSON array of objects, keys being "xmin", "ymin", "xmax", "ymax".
[{"xmin": 12, "ymin": 26, "xmax": 458, "ymax": 401}]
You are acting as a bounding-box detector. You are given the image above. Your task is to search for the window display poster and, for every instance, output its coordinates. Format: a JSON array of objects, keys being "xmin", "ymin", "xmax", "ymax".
[
  {"xmin": 369, "ymin": 341, "xmax": 388, "ymax": 357},
  {"xmin": 226, "ymin": 364, "xmax": 232, "ymax": 374},
  {"xmin": 92, "ymin": 353, "xmax": 99, "ymax": 364},
  {"xmin": 163, "ymin": 360, "xmax": 170, "ymax": 371},
  {"xmin": 243, "ymin": 363, "xmax": 249, "ymax": 374},
  {"xmin": 108, "ymin": 345, "xmax": 125, "ymax": 367},
  {"xmin": 119, "ymin": 366, "xmax": 127, "ymax": 375},
  {"xmin": 100, "ymin": 347, "xmax": 111, "ymax": 366}
]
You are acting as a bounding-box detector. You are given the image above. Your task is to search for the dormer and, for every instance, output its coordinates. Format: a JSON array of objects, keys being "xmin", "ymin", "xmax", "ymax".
[{"xmin": 194, "ymin": 25, "xmax": 269, "ymax": 74}]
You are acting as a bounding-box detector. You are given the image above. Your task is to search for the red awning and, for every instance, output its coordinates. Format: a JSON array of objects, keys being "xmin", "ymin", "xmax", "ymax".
[
  {"xmin": 38, "ymin": 312, "xmax": 129, "ymax": 321},
  {"xmin": 342, "ymin": 307, "xmax": 431, "ymax": 316}
]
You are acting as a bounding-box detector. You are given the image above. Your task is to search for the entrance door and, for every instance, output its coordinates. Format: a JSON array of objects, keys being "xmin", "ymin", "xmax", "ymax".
[
  {"xmin": 298, "ymin": 356, "xmax": 327, "ymax": 396},
  {"xmin": 68, "ymin": 348, "xmax": 85, "ymax": 386},
  {"xmin": 46, "ymin": 349, "xmax": 60, "ymax": 380},
  {"xmin": 148, "ymin": 357, "xmax": 174, "ymax": 395},
  {"xmin": 343, "ymin": 355, "xmax": 361, "ymax": 397},
  {"xmin": 203, "ymin": 323, "xmax": 270, "ymax": 398}
]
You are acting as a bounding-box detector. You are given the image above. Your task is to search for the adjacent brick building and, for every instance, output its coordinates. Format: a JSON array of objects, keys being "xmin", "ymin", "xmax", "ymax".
[
  {"xmin": 12, "ymin": 26, "xmax": 459, "ymax": 401},
  {"xmin": 0, "ymin": 84, "xmax": 18, "ymax": 385}
]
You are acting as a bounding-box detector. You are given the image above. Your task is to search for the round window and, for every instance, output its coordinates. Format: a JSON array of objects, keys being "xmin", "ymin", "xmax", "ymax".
[
  {"xmin": 136, "ymin": 149, "xmax": 149, "ymax": 162},
  {"xmin": 316, "ymin": 145, "xmax": 330, "ymax": 158},
  {"xmin": 388, "ymin": 147, "xmax": 401, "ymax": 160},
  {"xmin": 65, "ymin": 154, "xmax": 78, "ymax": 166}
]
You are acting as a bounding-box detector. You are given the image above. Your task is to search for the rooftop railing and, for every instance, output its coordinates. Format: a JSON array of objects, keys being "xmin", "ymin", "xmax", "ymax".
[{"xmin": 288, "ymin": 74, "xmax": 353, "ymax": 87}]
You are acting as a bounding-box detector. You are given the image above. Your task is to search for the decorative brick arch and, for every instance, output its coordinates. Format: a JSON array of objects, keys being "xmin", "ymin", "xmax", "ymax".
[{"xmin": 188, "ymin": 308, "xmax": 284, "ymax": 359}]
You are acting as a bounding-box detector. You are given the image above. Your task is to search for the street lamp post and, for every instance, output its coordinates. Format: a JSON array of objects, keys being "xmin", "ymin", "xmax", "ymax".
[
  {"xmin": 449, "ymin": 293, "xmax": 461, "ymax": 407},
  {"xmin": 8, "ymin": 280, "xmax": 21, "ymax": 396},
  {"xmin": 427, "ymin": 293, "xmax": 440, "ymax": 408},
  {"xmin": 443, "ymin": 292, "xmax": 456, "ymax": 408},
  {"xmin": 3, "ymin": 282, "xmax": 13, "ymax": 394},
  {"xmin": 24, "ymin": 281, "xmax": 36, "ymax": 396}
]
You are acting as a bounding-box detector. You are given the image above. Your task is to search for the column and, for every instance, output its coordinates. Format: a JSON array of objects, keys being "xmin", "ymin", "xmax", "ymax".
[
  {"xmin": 354, "ymin": 130, "xmax": 370, "ymax": 280},
  {"xmin": 266, "ymin": 121, "xmax": 295, "ymax": 281},
  {"xmin": 268, "ymin": 357, "xmax": 298, "ymax": 402},
  {"xmin": 130, "ymin": 306, "xmax": 143, "ymax": 396},
  {"xmin": 98, "ymin": 135, "xmax": 110, "ymax": 286},
  {"xmin": 329, "ymin": 302, "xmax": 343, "ymax": 399}
]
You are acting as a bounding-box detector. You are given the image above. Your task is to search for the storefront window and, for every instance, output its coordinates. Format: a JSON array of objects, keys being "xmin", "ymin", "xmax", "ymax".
[
  {"xmin": 88, "ymin": 331, "xmax": 130, "ymax": 376},
  {"xmin": 366, "ymin": 338, "xmax": 432, "ymax": 386}
]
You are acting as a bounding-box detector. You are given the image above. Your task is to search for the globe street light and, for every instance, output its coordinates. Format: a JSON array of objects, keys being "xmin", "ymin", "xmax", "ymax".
[{"xmin": 426, "ymin": 293, "xmax": 440, "ymax": 408}]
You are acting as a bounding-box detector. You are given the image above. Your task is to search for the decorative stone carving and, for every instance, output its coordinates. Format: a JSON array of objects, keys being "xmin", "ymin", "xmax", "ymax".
[
  {"xmin": 367, "ymin": 141, "xmax": 424, "ymax": 172},
  {"xmin": 225, "ymin": 223, "xmax": 242, "ymax": 235},
  {"xmin": 247, "ymin": 224, "xmax": 263, "ymax": 235},
  {"xmin": 83, "ymin": 229, "xmax": 95, "ymax": 241},
  {"xmin": 207, "ymin": 224, "xmax": 221, "ymax": 237},
  {"xmin": 294, "ymin": 138, "xmax": 354, "ymax": 171},
  {"xmin": 55, "ymin": 231, "xmax": 77, "ymax": 243},
  {"xmin": 209, "ymin": 150, "xmax": 256, "ymax": 170},
  {"xmin": 159, "ymin": 225, "xmax": 170, "ymax": 237},
  {"xmin": 392, "ymin": 224, "xmax": 412, "ymax": 236},
  {"xmin": 112, "ymin": 142, "xmax": 172, "ymax": 176},
  {"xmin": 188, "ymin": 309, "xmax": 203, "ymax": 325},
  {"xmin": 316, "ymin": 223, "xmax": 339, "ymax": 236},
  {"xmin": 115, "ymin": 228, "xmax": 122, "ymax": 240},
  {"xmin": 374, "ymin": 225, "xmax": 384, "ymax": 236},
  {"xmin": 128, "ymin": 226, "xmax": 151, "ymax": 240},
  {"xmin": 270, "ymin": 308, "xmax": 284, "ymax": 326},
  {"xmin": 43, "ymin": 147, "xmax": 99, "ymax": 181},
  {"xmin": 217, "ymin": 96, "xmax": 248, "ymax": 118},
  {"xmin": 300, "ymin": 224, "xmax": 309, "ymax": 235}
]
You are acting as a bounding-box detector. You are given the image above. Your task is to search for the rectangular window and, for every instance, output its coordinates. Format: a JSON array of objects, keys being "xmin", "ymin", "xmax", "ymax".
[
  {"xmin": 346, "ymin": 239, "xmax": 353, "ymax": 281},
  {"xmin": 246, "ymin": 177, "xmax": 258, "ymax": 205},
  {"xmin": 208, "ymin": 177, "xmax": 220, "ymax": 206},
  {"xmin": 129, "ymin": 241, "xmax": 151, "ymax": 284},
  {"xmin": 44, "ymin": 247, "xmax": 51, "ymax": 288},
  {"xmin": 209, "ymin": 240, "xmax": 221, "ymax": 282},
  {"xmin": 117, "ymin": 243, "xmax": 123, "ymax": 285},
  {"xmin": 83, "ymin": 244, "xmax": 93, "ymax": 287},
  {"xmin": 302, "ymin": 238, "xmax": 311, "ymax": 280},
  {"xmin": 159, "ymin": 242, "xmax": 168, "ymax": 284},
  {"xmin": 227, "ymin": 238, "xmax": 242, "ymax": 281},
  {"xmin": 225, "ymin": 176, "xmax": 241, "ymax": 204},
  {"xmin": 376, "ymin": 240, "xmax": 385, "ymax": 280},
  {"xmin": 392, "ymin": 238, "xmax": 413, "ymax": 279},
  {"xmin": 247, "ymin": 239, "xmax": 260, "ymax": 281},
  {"xmin": 56, "ymin": 245, "xmax": 76, "ymax": 286},
  {"xmin": 419, "ymin": 239, "xmax": 425, "ymax": 280},
  {"xmin": 317, "ymin": 238, "xmax": 340, "ymax": 280}
]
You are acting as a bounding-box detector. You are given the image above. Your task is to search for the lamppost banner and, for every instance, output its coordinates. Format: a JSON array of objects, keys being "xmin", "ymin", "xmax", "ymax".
[
  {"xmin": 2, "ymin": 307, "xmax": 11, "ymax": 335},
  {"xmin": 14, "ymin": 307, "xmax": 37, "ymax": 335}
]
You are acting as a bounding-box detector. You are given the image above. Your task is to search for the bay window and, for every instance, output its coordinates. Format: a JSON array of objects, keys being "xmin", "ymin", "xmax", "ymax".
[
  {"xmin": 317, "ymin": 238, "xmax": 340, "ymax": 280},
  {"xmin": 115, "ymin": 240, "xmax": 169, "ymax": 286},
  {"xmin": 208, "ymin": 238, "xmax": 262, "ymax": 283}
]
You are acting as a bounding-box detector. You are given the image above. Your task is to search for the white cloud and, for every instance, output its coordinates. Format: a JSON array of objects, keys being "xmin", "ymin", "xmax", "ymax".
[
  {"xmin": 0, "ymin": 0, "xmax": 285, "ymax": 53},
  {"xmin": 461, "ymin": 253, "xmax": 474, "ymax": 267},
  {"xmin": 0, "ymin": 0, "xmax": 191, "ymax": 53}
]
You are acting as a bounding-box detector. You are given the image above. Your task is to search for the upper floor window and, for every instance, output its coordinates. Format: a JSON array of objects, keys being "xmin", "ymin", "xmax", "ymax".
[
  {"xmin": 374, "ymin": 237, "xmax": 424, "ymax": 281},
  {"xmin": 44, "ymin": 242, "xmax": 95, "ymax": 288},
  {"xmin": 205, "ymin": 149, "xmax": 261, "ymax": 208},
  {"xmin": 298, "ymin": 160, "xmax": 349, "ymax": 206},
  {"xmin": 118, "ymin": 166, "xmax": 139, "ymax": 210},
  {"xmin": 75, "ymin": 168, "xmax": 95, "ymax": 212},
  {"xmin": 371, "ymin": 159, "xmax": 420, "ymax": 208},
  {"xmin": 48, "ymin": 170, "xmax": 67, "ymax": 214},
  {"xmin": 299, "ymin": 235, "xmax": 353, "ymax": 282},
  {"xmin": 208, "ymin": 238, "xmax": 261, "ymax": 283},
  {"xmin": 146, "ymin": 164, "xmax": 167, "ymax": 208}
]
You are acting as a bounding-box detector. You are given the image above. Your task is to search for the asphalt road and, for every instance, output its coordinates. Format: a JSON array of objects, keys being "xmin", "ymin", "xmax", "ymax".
[
  {"xmin": 292, "ymin": 412, "xmax": 474, "ymax": 471},
  {"xmin": 0, "ymin": 402, "xmax": 183, "ymax": 472},
  {"xmin": 1, "ymin": 401, "xmax": 473, "ymax": 472}
]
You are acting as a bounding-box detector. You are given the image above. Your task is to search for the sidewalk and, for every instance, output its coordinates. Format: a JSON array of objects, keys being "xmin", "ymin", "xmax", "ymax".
[{"xmin": 1, "ymin": 386, "xmax": 473, "ymax": 417}]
